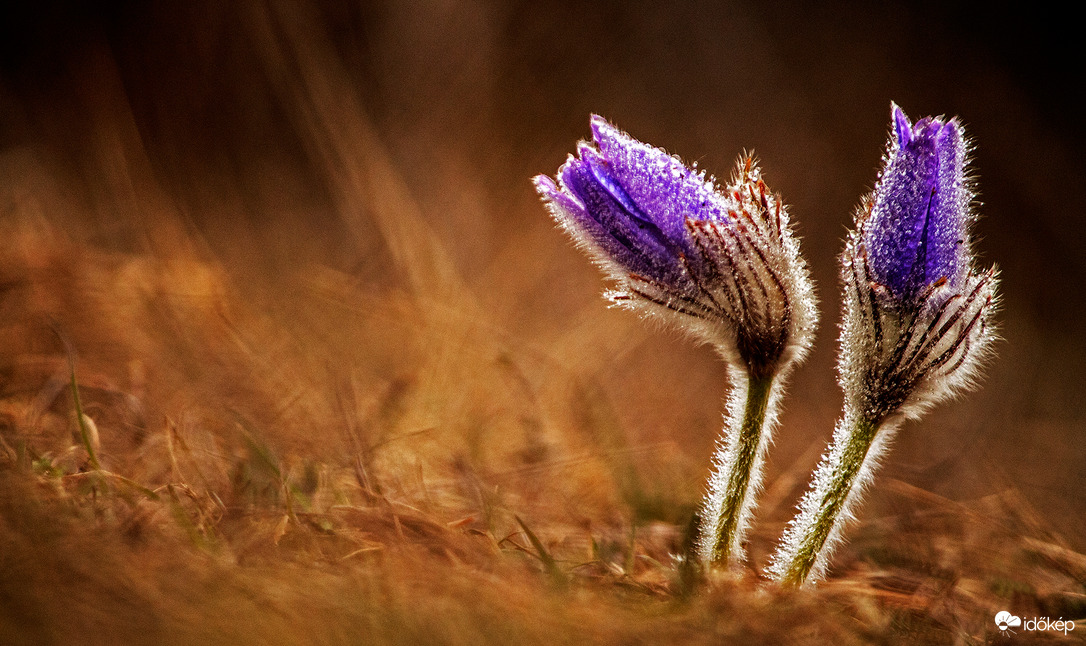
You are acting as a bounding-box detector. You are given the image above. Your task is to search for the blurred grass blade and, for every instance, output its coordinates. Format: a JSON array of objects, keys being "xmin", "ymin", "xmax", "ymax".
[
  {"xmin": 515, "ymin": 515, "xmax": 566, "ymax": 587},
  {"xmin": 64, "ymin": 343, "xmax": 101, "ymax": 471}
]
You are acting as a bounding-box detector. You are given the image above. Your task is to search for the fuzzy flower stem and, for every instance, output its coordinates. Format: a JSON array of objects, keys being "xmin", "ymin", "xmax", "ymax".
[
  {"xmin": 777, "ymin": 414, "xmax": 878, "ymax": 586},
  {"xmin": 705, "ymin": 371, "xmax": 775, "ymax": 563}
]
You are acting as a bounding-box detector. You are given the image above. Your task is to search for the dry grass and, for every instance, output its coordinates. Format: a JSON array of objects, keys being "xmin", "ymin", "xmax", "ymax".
[
  {"xmin": 1, "ymin": 3, "xmax": 1083, "ymax": 644},
  {"xmin": 1, "ymin": 188, "xmax": 1082, "ymax": 646}
]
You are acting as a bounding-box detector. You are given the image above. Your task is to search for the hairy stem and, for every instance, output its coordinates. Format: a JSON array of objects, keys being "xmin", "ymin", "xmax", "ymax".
[
  {"xmin": 700, "ymin": 371, "xmax": 775, "ymax": 565},
  {"xmin": 777, "ymin": 415, "xmax": 880, "ymax": 586}
]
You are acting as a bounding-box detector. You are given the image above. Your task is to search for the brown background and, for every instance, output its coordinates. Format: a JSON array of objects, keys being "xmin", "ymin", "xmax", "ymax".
[{"xmin": 2, "ymin": 1, "xmax": 1082, "ymax": 548}]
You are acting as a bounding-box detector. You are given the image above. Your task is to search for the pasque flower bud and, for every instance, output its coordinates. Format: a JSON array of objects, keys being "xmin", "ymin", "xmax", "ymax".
[
  {"xmin": 534, "ymin": 115, "xmax": 815, "ymax": 377},
  {"xmin": 769, "ymin": 104, "xmax": 998, "ymax": 586},
  {"xmin": 536, "ymin": 116, "xmax": 816, "ymax": 567}
]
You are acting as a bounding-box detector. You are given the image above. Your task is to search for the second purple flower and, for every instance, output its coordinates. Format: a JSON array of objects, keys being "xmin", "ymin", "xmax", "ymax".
[{"xmin": 768, "ymin": 104, "xmax": 999, "ymax": 586}]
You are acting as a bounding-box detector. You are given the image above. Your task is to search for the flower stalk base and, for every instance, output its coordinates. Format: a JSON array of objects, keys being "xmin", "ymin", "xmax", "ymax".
[
  {"xmin": 700, "ymin": 371, "xmax": 776, "ymax": 566},
  {"xmin": 776, "ymin": 415, "xmax": 880, "ymax": 586}
]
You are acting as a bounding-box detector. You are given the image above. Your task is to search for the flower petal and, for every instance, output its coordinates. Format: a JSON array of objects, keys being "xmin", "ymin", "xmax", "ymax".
[{"xmin": 864, "ymin": 106, "xmax": 969, "ymax": 304}]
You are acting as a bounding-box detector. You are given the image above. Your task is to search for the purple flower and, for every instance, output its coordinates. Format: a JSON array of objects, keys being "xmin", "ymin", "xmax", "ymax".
[
  {"xmin": 767, "ymin": 103, "xmax": 999, "ymax": 586},
  {"xmin": 862, "ymin": 104, "xmax": 970, "ymax": 305},
  {"xmin": 842, "ymin": 104, "xmax": 997, "ymax": 420},
  {"xmin": 534, "ymin": 116, "xmax": 815, "ymax": 376},
  {"xmin": 536, "ymin": 116, "xmax": 819, "ymax": 568}
]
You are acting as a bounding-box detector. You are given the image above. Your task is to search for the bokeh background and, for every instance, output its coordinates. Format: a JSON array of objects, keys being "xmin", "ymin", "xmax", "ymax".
[{"xmin": 0, "ymin": 1, "xmax": 1083, "ymax": 641}]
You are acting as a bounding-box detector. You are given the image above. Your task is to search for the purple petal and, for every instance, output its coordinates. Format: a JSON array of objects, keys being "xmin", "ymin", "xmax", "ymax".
[
  {"xmin": 864, "ymin": 105, "xmax": 968, "ymax": 304},
  {"xmin": 590, "ymin": 115, "xmax": 731, "ymax": 246},
  {"xmin": 540, "ymin": 154, "xmax": 688, "ymax": 284},
  {"xmin": 892, "ymin": 102, "xmax": 913, "ymax": 147},
  {"xmin": 536, "ymin": 116, "xmax": 739, "ymax": 290}
]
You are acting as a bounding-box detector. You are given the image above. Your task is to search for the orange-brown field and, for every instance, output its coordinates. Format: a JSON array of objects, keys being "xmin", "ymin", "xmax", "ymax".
[{"xmin": 1, "ymin": 3, "xmax": 1083, "ymax": 644}]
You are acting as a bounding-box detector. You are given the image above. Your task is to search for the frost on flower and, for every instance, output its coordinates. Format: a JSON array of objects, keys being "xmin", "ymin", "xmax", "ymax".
[
  {"xmin": 533, "ymin": 115, "xmax": 815, "ymax": 377},
  {"xmin": 768, "ymin": 103, "xmax": 999, "ymax": 585}
]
